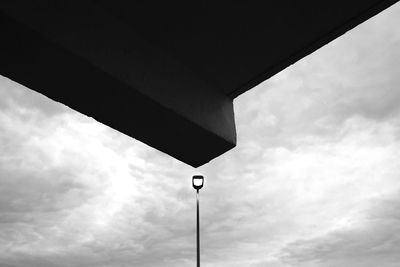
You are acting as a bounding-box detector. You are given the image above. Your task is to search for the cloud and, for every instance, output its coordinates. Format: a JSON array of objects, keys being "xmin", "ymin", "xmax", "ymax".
[
  {"xmin": 279, "ymin": 191, "xmax": 400, "ymax": 267},
  {"xmin": 0, "ymin": 76, "xmax": 197, "ymax": 267},
  {"xmin": 1, "ymin": 2, "xmax": 400, "ymax": 267},
  {"xmin": 198, "ymin": 113, "xmax": 400, "ymax": 265},
  {"xmin": 0, "ymin": 76, "xmax": 68, "ymax": 118},
  {"xmin": 234, "ymin": 2, "xmax": 400, "ymax": 149}
]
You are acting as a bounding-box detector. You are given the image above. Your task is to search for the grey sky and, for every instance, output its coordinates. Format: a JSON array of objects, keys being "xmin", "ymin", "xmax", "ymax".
[{"xmin": 1, "ymin": 3, "xmax": 400, "ymax": 266}]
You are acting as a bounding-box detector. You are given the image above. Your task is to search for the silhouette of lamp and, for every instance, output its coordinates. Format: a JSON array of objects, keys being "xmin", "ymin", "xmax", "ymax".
[
  {"xmin": 193, "ymin": 175, "xmax": 204, "ymax": 191},
  {"xmin": 192, "ymin": 175, "xmax": 204, "ymax": 267}
]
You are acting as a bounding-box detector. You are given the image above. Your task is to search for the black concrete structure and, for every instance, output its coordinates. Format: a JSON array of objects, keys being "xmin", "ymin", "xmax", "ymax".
[{"xmin": 0, "ymin": 1, "xmax": 398, "ymax": 167}]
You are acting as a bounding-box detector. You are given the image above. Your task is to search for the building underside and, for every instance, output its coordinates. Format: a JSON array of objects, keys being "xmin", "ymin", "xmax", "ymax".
[{"xmin": 0, "ymin": 0, "xmax": 398, "ymax": 167}]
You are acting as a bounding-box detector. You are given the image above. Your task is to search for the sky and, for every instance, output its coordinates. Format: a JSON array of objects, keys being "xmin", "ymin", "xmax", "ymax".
[{"xmin": 1, "ymin": 3, "xmax": 400, "ymax": 267}]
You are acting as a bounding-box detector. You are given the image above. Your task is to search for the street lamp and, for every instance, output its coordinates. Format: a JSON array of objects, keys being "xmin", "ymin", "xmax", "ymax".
[{"xmin": 192, "ymin": 175, "xmax": 204, "ymax": 267}]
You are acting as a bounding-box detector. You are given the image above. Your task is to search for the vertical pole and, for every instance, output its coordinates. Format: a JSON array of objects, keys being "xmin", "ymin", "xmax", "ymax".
[{"xmin": 196, "ymin": 189, "xmax": 200, "ymax": 267}]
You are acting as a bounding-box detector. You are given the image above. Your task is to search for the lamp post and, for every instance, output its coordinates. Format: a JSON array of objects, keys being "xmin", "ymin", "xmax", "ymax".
[{"xmin": 192, "ymin": 175, "xmax": 204, "ymax": 267}]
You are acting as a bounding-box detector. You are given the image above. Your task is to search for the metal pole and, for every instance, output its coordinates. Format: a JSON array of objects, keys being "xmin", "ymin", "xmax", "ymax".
[{"xmin": 196, "ymin": 189, "xmax": 200, "ymax": 267}]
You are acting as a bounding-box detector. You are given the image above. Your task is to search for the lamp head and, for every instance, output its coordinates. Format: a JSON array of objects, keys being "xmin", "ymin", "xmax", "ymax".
[{"xmin": 192, "ymin": 175, "xmax": 204, "ymax": 190}]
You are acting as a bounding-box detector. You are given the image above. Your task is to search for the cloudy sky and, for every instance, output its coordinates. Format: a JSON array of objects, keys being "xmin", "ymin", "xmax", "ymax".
[{"xmin": 1, "ymin": 3, "xmax": 400, "ymax": 267}]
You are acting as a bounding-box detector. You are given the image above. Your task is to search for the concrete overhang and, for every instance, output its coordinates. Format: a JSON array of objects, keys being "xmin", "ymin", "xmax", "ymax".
[{"xmin": 0, "ymin": 1, "xmax": 398, "ymax": 167}]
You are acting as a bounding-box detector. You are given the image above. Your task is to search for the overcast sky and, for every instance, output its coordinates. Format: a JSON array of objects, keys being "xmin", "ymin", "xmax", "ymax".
[{"xmin": 1, "ymin": 3, "xmax": 400, "ymax": 267}]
